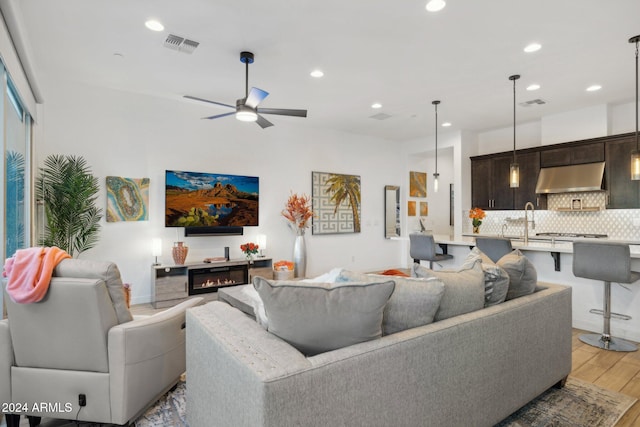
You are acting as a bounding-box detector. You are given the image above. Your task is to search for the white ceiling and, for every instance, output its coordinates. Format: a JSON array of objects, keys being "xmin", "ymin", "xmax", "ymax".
[{"xmin": 4, "ymin": 0, "xmax": 640, "ymax": 142}]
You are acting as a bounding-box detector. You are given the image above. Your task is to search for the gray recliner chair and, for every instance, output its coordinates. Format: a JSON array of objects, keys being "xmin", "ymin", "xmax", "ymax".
[
  {"xmin": 572, "ymin": 241, "xmax": 639, "ymax": 352},
  {"xmin": 475, "ymin": 237, "xmax": 513, "ymax": 263},
  {"xmin": 409, "ymin": 233, "xmax": 453, "ymax": 269},
  {"xmin": 0, "ymin": 258, "xmax": 203, "ymax": 426}
]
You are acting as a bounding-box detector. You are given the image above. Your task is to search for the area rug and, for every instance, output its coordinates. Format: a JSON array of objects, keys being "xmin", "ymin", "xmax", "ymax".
[
  {"xmin": 496, "ymin": 377, "xmax": 637, "ymax": 427},
  {"xmin": 134, "ymin": 377, "xmax": 636, "ymax": 427}
]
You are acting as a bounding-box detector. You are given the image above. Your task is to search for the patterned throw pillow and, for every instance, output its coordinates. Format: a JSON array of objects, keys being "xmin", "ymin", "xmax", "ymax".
[{"xmin": 465, "ymin": 247, "xmax": 510, "ymax": 307}]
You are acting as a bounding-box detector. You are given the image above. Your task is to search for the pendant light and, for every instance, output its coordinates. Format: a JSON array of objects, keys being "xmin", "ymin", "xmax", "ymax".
[
  {"xmin": 432, "ymin": 100, "xmax": 440, "ymax": 193},
  {"xmin": 509, "ymin": 74, "xmax": 521, "ymax": 188},
  {"xmin": 630, "ymin": 35, "xmax": 640, "ymax": 180}
]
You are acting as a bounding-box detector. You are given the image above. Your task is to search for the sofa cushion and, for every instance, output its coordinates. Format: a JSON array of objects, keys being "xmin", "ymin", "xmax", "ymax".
[
  {"xmin": 253, "ymin": 277, "xmax": 395, "ymax": 356},
  {"xmin": 337, "ymin": 270, "xmax": 445, "ymax": 335},
  {"xmin": 53, "ymin": 258, "xmax": 133, "ymax": 324},
  {"xmin": 465, "ymin": 247, "xmax": 510, "ymax": 307},
  {"xmin": 412, "ymin": 259, "xmax": 485, "ymax": 321},
  {"xmin": 497, "ymin": 249, "xmax": 537, "ymax": 300}
]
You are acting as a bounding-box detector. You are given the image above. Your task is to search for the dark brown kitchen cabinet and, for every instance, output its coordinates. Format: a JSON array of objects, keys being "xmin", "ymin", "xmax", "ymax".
[
  {"xmin": 540, "ymin": 142, "xmax": 604, "ymax": 167},
  {"xmin": 605, "ymin": 134, "xmax": 640, "ymax": 208},
  {"xmin": 471, "ymin": 155, "xmax": 513, "ymax": 210},
  {"xmin": 514, "ymin": 151, "xmax": 546, "ymax": 209}
]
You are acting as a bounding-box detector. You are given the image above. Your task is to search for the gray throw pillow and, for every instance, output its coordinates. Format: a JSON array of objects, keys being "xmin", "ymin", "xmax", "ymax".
[
  {"xmin": 412, "ymin": 259, "xmax": 485, "ymax": 321},
  {"xmin": 497, "ymin": 249, "xmax": 537, "ymax": 300},
  {"xmin": 54, "ymin": 258, "xmax": 133, "ymax": 324},
  {"xmin": 465, "ymin": 247, "xmax": 510, "ymax": 307},
  {"xmin": 253, "ymin": 277, "xmax": 395, "ymax": 356},
  {"xmin": 338, "ymin": 270, "xmax": 445, "ymax": 335}
]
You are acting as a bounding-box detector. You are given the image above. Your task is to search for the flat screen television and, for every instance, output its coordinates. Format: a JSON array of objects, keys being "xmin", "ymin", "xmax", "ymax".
[{"xmin": 165, "ymin": 170, "xmax": 259, "ymax": 234}]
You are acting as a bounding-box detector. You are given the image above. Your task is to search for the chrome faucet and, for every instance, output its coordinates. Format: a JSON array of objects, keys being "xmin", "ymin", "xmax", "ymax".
[
  {"xmin": 524, "ymin": 202, "xmax": 535, "ymax": 244},
  {"xmin": 501, "ymin": 223, "xmax": 508, "ymax": 238}
]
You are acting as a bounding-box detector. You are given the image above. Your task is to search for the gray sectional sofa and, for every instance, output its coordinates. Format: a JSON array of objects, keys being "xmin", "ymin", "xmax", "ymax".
[{"xmin": 186, "ymin": 280, "xmax": 572, "ymax": 427}]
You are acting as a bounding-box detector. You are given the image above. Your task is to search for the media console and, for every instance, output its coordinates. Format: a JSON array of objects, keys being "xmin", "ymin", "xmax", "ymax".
[{"xmin": 151, "ymin": 258, "xmax": 272, "ymax": 308}]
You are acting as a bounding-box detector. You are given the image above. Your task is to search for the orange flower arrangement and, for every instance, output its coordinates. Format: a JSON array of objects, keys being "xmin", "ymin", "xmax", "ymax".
[
  {"xmin": 273, "ymin": 260, "xmax": 294, "ymax": 271},
  {"xmin": 240, "ymin": 242, "xmax": 259, "ymax": 257},
  {"xmin": 469, "ymin": 207, "xmax": 486, "ymax": 227},
  {"xmin": 281, "ymin": 192, "xmax": 314, "ymax": 233}
]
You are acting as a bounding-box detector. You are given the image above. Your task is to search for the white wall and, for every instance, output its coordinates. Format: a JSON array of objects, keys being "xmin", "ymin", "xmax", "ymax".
[{"xmin": 35, "ymin": 82, "xmax": 404, "ymax": 304}]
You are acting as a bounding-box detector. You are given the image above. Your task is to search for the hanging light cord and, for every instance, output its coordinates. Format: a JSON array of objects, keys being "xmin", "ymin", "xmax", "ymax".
[
  {"xmin": 434, "ymin": 102, "xmax": 438, "ymax": 174},
  {"xmin": 636, "ymin": 37, "xmax": 640, "ymax": 151},
  {"xmin": 513, "ymin": 77, "xmax": 517, "ymax": 162}
]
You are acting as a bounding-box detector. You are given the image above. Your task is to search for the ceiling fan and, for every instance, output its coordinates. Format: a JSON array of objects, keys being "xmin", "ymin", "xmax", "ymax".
[{"xmin": 184, "ymin": 51, "xmax": 308, "ymax": 129}]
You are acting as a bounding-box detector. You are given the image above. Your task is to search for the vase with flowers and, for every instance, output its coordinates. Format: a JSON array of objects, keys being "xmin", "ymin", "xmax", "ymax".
[
  {"xmin": 469, "ymin": 207, "xmax": 486, "ymax": 234},
  {"xmin": 240, "ymin": 242, "xmax": 259, "ymax": 262},
  {"xmin": 281, "ymin": 192, "xmax": 314, "ymax": 278}
]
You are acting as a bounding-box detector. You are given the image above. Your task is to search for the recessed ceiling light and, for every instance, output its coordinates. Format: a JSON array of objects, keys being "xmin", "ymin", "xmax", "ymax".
[
  {"xmin": 371, "ymin": 103, "xmax": 382, "ymax": 109},
  {"xmin": 425, "ymin": 0, "xmax": 446, "ymax": 12},
  {"xmin": 526, "ymin": 84, "xmax": 541, "ymax": 91},
  {"xmin": 524, "ymin": 43, "xmax": 541, "ymax": 53},
  {"xmin": 586, "ymin": 85, "xmax": 602, "ymax": 92},
  {"xmin": 145, "ymin": 19, "xmax": 164, "ymax": 32},
  {"xmin": 310, "ymin": 69, "xmax": 324, "ymax": 78},
  {"xmin": 442, "ymin": 122, "xmax": 451, "ymax": 127}
]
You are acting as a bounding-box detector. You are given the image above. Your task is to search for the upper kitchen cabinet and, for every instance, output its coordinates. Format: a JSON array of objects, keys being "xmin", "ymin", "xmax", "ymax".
[
  {"xmin": 540, "ymin": 141, "xmax": 604, "ymax": 167},
  {"xmin": 605, "ymin": 134, "xmax": 640, "ymax": 208},
  {"xmin": 471, "ymin": 155, "xmax": 514, "ymax": 210},
  {"xmin": 514, "ymin": 151, "xmax": 546, "ymax": 209},
  {"xmin": 471, "ymin": 151, "xmax": 544, "ymax": 210}
]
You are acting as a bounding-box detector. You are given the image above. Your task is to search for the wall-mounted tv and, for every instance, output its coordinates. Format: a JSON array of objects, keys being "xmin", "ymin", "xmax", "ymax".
[{"xmin": 165, "ymin": 170, "xmax": 259, "ymax": 234}]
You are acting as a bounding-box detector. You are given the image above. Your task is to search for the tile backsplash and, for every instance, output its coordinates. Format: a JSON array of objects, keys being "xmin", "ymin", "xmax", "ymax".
[{"xmin": 464, "ymin": 207, "xmax": 640, "ymax": 240}]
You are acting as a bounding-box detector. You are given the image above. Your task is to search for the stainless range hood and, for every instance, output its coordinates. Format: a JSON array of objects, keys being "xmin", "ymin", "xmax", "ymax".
[{"xmin": 535, "ymin": 162, "xmax": 605, "ymax": 194}]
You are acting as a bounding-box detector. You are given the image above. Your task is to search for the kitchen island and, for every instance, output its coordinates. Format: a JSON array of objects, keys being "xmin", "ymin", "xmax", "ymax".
[{"xmin": 429, "ymin": 233, "xmax": 640, "ymax": 343}]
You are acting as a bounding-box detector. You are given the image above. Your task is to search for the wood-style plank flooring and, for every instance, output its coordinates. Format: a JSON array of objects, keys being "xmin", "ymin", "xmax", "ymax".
[{"xmin": 571, "ymin": 329, "xmax": 640, "ymax": 426}]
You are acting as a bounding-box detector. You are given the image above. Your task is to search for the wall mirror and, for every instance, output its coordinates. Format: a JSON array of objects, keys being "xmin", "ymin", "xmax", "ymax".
[{"xmin": 385, "ymin": 185, "xmax": 400, "ymax": 238}]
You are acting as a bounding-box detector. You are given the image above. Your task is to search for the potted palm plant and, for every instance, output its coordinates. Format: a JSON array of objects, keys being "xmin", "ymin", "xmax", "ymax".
[{"xmin": 36, "ymin": 154, "xmax": 103, "ymax": 257}]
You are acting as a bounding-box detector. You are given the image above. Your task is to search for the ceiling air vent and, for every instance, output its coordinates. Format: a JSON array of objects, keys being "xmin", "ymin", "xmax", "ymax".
[
  {"xmin": 369, "ymin": 113, "xmax": 392, "ymax": 120},
  {"xmin": 519, "ymin": 98, "xmax": 547, "ymax": 107},
  {"xmin": 164, "ymin": 34, "xmax": 200, "ymax": 54}
]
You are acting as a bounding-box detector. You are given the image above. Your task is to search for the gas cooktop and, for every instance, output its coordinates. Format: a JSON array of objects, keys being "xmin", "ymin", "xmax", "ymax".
[{"xmin": 536, "ymin": 232, "xmax": 608, "ymax": 239}]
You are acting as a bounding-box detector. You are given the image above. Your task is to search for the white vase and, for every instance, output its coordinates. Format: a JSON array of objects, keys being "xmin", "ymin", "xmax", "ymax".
[{"xmin": 293, "ymin": 233, "xmax": 307, "ymax": 278}]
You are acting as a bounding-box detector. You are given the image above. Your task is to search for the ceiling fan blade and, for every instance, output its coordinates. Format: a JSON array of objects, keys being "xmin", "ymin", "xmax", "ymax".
[
  {"xmin": 245, "ymin": 87, "xmax": 269, "ymax": 109},
  {"xmin": 184, "ymin": 95, "xmax": 235, "ymax": 109},
  {"xmin": 256, "ymin": 114, "xmax": 274, "ymax": 129},
  {"xmin": 257, "ymin": 107, "xmax": 307, "ymax": 118},
  {"xmin": 203, "ymin": 112, "xmax": 235, "ymax": 120}
]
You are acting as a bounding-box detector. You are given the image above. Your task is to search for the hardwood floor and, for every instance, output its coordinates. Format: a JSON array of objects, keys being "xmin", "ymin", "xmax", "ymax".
[{"xmin": 571, "ymin": 329, "xmax": 640, "ymax": 426}]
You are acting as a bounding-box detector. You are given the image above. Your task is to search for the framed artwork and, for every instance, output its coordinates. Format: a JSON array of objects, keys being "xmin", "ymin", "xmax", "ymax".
[
  {"xmin": 106, "ymin": 176, "xmax": 150, "ymax": 222},
  {"xmin": 408, "ymin": 201, "xmax": 416, "ymax": 216},
  {"xmin": 420, "ymin": 201, "xmax": 428, "ymax": 216},
  {"xmin": 409, "ymin": 171, "xmax": 427, "ymax": 198},
  {"xmin": 312, "ymin": 171, "xmax": 361, "ymax": 234}
]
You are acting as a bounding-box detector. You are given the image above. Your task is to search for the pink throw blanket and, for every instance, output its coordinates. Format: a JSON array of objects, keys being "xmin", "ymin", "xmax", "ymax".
[{"xmin": 3, "ymin": 247, "xmax": 71, "ymax": 303}]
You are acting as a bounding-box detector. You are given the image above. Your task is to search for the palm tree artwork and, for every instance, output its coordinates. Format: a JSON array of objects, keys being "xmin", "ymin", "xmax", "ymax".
[{"xmin": 312, "ymin": 172, "xmax": 361, "ymax": 234}]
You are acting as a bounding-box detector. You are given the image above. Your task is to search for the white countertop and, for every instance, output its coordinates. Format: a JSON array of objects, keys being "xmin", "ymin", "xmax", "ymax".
[{"xmin": 432, "ymin": 233, "xmax": 640, "ymax": 257}]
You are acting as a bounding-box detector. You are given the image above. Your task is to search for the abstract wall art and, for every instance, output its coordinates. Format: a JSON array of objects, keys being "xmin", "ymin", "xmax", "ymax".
[
  {"xmin": 420, "ymin": 201, "xmax": 429, "ymax": 216},
  {"xmin": 408, "ymin": 201, "xmax": 416, "ymax": 216},
  {"xmin": 312, "ymin": 171, "xmax": 361, "ymax": 234},
  {"xmin": 106, "ymin": 176, "xmax": 150, "ymax": 222},
  {"xmin": 409, "ymin": 171, "xmax": 427, "ymax": 198}
]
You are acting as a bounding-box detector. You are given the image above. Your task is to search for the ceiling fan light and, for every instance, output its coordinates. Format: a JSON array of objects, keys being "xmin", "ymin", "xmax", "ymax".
[
  {"xmin": 236, "ymin": 107, "xmax": 258, "ymax": 122},
  {"xmin": 426, "ymin": 0, "xmax": 446, "ymax": 12}
]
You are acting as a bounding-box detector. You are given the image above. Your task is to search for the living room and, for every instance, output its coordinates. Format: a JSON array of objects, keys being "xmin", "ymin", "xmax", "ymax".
[{"xmin": 2, "ymin": 1, "xmax": 640, "ymax": 426}]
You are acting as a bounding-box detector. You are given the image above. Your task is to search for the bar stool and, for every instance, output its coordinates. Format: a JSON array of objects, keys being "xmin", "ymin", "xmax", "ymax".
[
  {"xmin": 475, "ymin": 237, "xmax": 513, "ymax": 263},
  {"xmin": 409, "ymin": 233, "xmax": 453, "ymax": 269},
  {"xmin": 572, "ymin": 241, "xmax": 640, "ymax": 352}
]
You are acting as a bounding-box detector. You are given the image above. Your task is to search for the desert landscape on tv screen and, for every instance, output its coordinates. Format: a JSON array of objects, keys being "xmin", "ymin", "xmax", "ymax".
[{"xmin": 165, "ymin": 170, "xmax": 259, "ymax": 227}]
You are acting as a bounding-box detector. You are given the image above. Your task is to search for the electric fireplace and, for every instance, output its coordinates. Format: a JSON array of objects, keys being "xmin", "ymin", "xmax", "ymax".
[{"xmin": 188, "ymin": 264, "xmax": 248, "ymax": 294}]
